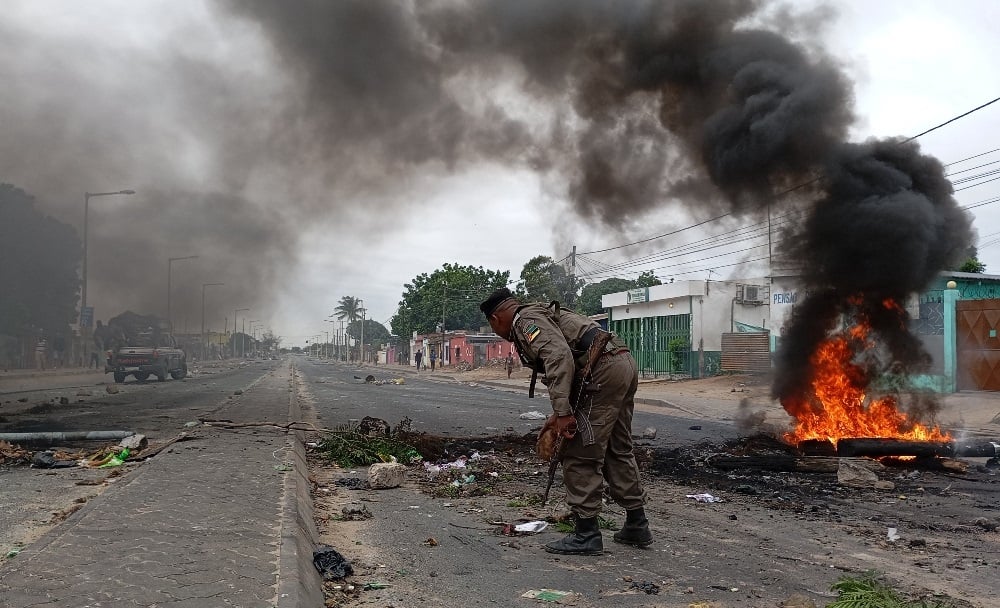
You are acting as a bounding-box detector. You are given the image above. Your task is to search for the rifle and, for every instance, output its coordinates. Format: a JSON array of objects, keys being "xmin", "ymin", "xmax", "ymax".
[{"xmin": 541, "ymin": 329, "xmax": 614, "ymax": 505}]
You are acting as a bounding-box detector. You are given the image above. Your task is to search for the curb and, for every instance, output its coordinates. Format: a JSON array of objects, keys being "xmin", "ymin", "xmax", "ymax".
[
  {"xmin": 277, "ymin": 368, "xmax": 325, "ymax": 608},
  {"xmin": 0, "ymin": 368, "xmax": 102, "ymax": 381}
]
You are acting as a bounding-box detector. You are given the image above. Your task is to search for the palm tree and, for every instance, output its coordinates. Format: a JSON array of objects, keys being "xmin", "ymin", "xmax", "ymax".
[{"xmin": 333, "ymin": 296, "xmax": 361, "ymax": 323}]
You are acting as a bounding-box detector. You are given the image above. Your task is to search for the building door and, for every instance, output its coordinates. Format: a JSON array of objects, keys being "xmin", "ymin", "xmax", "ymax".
[
  {"xmin": 956, "ymin": 299, "xmax": 1000, "ymax": 391},
  {"xmin": 720, "ymin": 332, "xmax": 771, "ymax": 373}
]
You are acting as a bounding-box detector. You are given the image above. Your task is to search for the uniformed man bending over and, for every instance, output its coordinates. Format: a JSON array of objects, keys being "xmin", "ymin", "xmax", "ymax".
[{"xmin": 480, "ymin": 287, "xmax": 652, "ymax": 555}]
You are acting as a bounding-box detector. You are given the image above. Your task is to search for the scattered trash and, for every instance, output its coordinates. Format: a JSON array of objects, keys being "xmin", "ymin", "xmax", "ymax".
[
  {"xmin": 334, "ymin": 477, "xmax": 368, "ymax": 490},
  {"xmin": 887, "ymin": 524, "xmax": 900, "ymax": 542},
  {"xmin": 95, "ymin": 447, "xmax": 130, "ymax": 468},
  {"xmin": 105, "ymin": 385, "xmax": 119, "ymax": 394},
  {"xmin": 450, "ymin": 474, "xmax": 476, "ymax": 487},
  {"xmin": 688, "ymin": 425, "xmax": 702, "ymax": 431},
  {"xmin": 362, "ymin": 582, "xmax": 389, "ymax": 590},
  {"xmin": 629, "ymin": 580, "xmax": 660, "ymax": 594},
  {"xmin": 514, "ymin": 521, "xmax": 548, "ymax": 534},
  {"xmin": 686, "ymin": 493, "xmax": 722, "ymax": 503},
  {"xmin": 363, "ymin": 375, "xmax": 405, "ymax": 385},
  {"xmin": 313, "ymin": 545, "xmax": 354, "ymax": 579},
  {"xmin": 521, "ymin": 589, "xmax": 580, "ymax": 604},
  {"xmin": 184, "ymin": 421, "xmax": 199, "ymax": 428},
  {"xmin": 274, "ymin": 463, "xmax": 293, "ymax": 472},
  {"xmin": 423, "ymin": 537, "xmax": 439, "ymax": 547},
  {"xmin": 6, "ymin": 546, "xmax": 22, "ymax": 558},
  {"xmin": 632, "ymin": 427, "xmax": 657, "ymax": 439},
  {"xmin": 519, "ymin": 411, "xmax": 547, "ymax": 420},
  {"xmin": 233, "ymin": 389, "xmax": 243, "ymax": 395},
  {"xmin": 341, "ymin": 504, "xmax": 373, "ymax": 521},
  {"xmin": 31, "ymin": 451, "xmax": 77, "ymax": 469},
  {"xmin": 424, "ymin": 456, "xmax": 467, "ymax": 477}
]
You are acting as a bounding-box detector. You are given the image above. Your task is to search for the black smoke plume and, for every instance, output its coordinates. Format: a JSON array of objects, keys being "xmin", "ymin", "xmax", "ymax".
[{"xmin": 1, "ymin": 0, "xmax": 971, "ymax": 382}]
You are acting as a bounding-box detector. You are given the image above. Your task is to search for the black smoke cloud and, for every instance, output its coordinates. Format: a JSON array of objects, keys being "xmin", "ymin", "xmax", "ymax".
[{"xmin": 1, "ymin": 0, "xmax": 971, "ymax": 372}]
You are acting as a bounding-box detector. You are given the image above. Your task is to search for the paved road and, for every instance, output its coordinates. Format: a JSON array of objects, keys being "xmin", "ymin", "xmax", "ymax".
[{"xmin": 296, "ymin": 357, "xmax": 739, "ymax": 447}]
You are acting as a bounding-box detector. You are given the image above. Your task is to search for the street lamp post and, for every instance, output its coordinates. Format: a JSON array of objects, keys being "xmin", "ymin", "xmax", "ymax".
[
  {"xmin": 358, "ymin": 301, "xmax": 366, "ymax": 365},
  {"xmin": 201, "ymin": 283, "xmax": 224, "ymax": 360},
  {"xmin": 234, "ymin": 308, "xmax": 249, "ymax": 358},
  {"xmin": 249, "ymin": 320, "xmax": 260, "ymax": 357},
  {"xmin": 167, "ymin": 255, "xmax": 198, "ymax": 331},
  {"xmin": 82, "ymin": 189, "xmax": 135, "ymax": 362}
]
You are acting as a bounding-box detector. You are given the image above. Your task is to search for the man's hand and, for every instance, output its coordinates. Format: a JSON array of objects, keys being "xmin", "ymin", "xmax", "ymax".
[{"xmin": 545, "ymin": 414, "xmax": 577, "ymax": 439}]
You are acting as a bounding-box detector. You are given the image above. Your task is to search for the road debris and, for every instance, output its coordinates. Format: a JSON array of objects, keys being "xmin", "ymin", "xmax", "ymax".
[
  {"xmin": 368, "ymin": 462, "xmax": 406, "ymax": 489},
  {"xmin": 686, "ymin": 493, "xmax": 722, "ymax": 503},
  {"xmin": 31, "ymin": 451, "xmax": 76, "ymax": 468},
  {"xmin": 519, "ymin": 410, "xmax": 547, "ymax": 420},
  {"xmin": 521, "ymin": 589, "xmax": 581, "ymax": 604},
  {"xmin": 514, "ymin": 520, "xmax": 548, "ymax": 534},
  {"xmin": 313, "ymin": 545, "xmax": 354, "ymax": 579},
  {"xmin": 628, "ymin": 580, "xmax": 660, "ymax": 594}
]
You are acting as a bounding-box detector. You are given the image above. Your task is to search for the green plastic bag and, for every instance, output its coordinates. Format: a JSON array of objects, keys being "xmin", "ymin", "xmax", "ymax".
[{"xmin": 98, "ymin": 447, "xmax": 130, "ymax": 468}]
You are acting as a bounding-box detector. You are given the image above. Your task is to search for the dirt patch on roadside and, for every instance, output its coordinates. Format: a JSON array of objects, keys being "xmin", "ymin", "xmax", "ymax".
[{"xmin": 309, "ymin": 427, "xmax": 997, "ymax": 607}]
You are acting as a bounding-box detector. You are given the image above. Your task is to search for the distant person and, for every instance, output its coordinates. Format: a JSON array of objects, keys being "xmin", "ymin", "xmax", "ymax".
[
  {"xmin": 429, "ymin": 348, "xmax": 437, "ymax": 371},
  {"xmin": 506, "ymin": 353, "xmax": 514, "ymax": 379},
  {"xmin": 35, "ymin": 336, "xmax": 47, "ymax": 370},
  {"xmin": 414, "ymin": 350, "xmax": 423, "ymax": 371}
]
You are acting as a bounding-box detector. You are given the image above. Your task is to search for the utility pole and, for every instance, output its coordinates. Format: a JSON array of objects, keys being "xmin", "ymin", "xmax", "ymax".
[
  {"xmin": 359, "ymin": 300, "xmax": 365, "ymax": 364},
  {"xmin": 200, "ymin": 282, "xmax": 224, "ymax": 361},
  {"xmin": 570, "ymin": 245, "xmax": 577, "ymax": 306},
  {"xmin": 441, "ymin": 281, "xmax": 447, "ymax": 366}
]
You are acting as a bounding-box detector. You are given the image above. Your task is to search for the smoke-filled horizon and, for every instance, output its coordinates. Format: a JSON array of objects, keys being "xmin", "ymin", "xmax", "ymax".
[{"xmin": 0, "ymin": 0, "xmax": 972, "ymax": 370}]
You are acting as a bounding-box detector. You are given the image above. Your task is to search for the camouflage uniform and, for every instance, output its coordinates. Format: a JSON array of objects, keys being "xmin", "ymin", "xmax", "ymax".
[{"xmin": 508, "ymin": 302, "xmax": 648, "ymax": 517}]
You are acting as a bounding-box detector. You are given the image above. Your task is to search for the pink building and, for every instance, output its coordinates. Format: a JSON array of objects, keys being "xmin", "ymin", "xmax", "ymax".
[{"xmin": 409, "ymin": 331, "xmax": 515, "ymax": 368}]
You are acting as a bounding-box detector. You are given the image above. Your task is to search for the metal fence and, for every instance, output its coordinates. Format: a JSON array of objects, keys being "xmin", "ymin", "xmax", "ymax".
[{"xmin": 610, "ymin": 314, "xmax": 691, "ymax": 377}]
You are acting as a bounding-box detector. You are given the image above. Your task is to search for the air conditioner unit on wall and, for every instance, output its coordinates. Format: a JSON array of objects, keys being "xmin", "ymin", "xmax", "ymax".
[{"xmin": 736, "ymin": 284, "xmax": 767, "ymax": 305}]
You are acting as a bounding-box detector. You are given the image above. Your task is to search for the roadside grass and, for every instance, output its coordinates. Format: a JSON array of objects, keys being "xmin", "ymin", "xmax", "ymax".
[{"xmin": 827, "ymin": 572, "xmax": 954, "ymax": 608}]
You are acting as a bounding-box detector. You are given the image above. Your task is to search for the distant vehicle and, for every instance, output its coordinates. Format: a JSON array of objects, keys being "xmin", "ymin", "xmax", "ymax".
[{"xmin": 104, "ymin": 311, "xmax": 188, "ymax": 383}]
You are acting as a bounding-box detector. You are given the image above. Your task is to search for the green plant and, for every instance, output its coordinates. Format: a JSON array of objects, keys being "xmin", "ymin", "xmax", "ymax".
[
  {"xmin": 314, "ymin": 422, "xmax": 421, "ymax": 467},
  {"xmin": 826, "ymin": 573, "xmax": 953, "ymax": 608}
]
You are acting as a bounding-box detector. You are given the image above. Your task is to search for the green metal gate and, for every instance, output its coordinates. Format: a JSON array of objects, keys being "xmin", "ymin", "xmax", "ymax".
[{"xmin": 610, "ymin": 314, "xmax": 691, "ymax": 378}]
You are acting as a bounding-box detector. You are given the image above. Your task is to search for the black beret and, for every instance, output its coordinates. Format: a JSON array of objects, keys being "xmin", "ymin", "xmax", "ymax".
[{"xmin": 480, "ymin": 287, "xmax": 515, "ymax": 316}]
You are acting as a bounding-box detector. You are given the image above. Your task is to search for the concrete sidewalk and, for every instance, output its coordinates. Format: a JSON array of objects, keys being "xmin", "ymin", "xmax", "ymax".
[{"xmin": 0, "ymin": 363, "xmax": 322, "ymax": 607}]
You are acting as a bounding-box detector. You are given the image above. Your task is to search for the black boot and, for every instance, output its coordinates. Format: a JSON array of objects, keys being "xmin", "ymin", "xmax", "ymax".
[
  {"xmin": 613, "ymin": 508, "xmax": 653, "ymax": 547},
  {"xmin": 544, "ymin": 515, "xmax": 603, "ymax": 555}
]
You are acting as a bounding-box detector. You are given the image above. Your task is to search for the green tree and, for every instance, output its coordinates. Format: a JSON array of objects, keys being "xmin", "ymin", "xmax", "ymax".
[
  {"xmin": 960, "ymin": 258, "xmax": 986, "ymax": 273},
  {"xmin": 391, "ymin": 263, "xmax": 510, "ymax": 339},
  {"xmin": 517, "ymin": 255, "xmax": 584, "ymax": 305},
  {"xmin": 333, "ymin": 296, "xmax": 362, "ymax": 323},
  {"xmin": 574, "ymin": 271, "xmax": 662, "ymax": 315},
  {"xmin": 0, "ymin": 183, "xmax": 81, "ymax": 340},
  {"xmin": 955, "ymin": 246, "xmax": 986, "ymax": 273}
]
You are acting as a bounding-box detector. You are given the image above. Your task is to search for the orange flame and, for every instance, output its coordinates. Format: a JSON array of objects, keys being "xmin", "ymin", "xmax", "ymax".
[{"xmin": 782, "ymin": 303, "xmax": 950, "ymax": 446}]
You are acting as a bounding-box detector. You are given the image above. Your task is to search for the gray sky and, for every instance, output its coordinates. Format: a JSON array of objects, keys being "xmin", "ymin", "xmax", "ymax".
[{"xmin": 2, "ymin": 1, "xmax": 998, "ymax": 345}]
